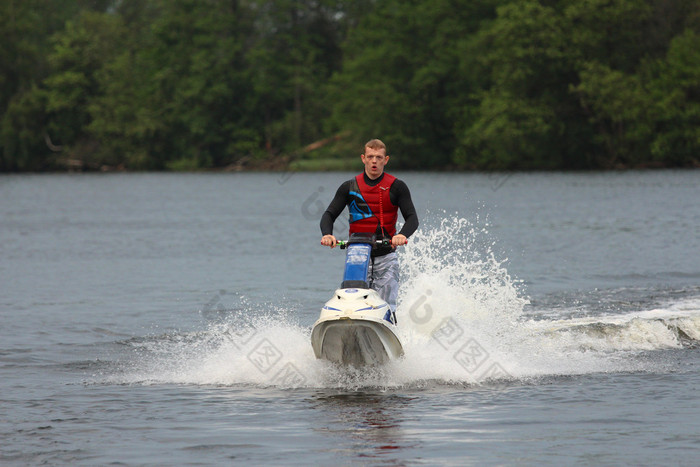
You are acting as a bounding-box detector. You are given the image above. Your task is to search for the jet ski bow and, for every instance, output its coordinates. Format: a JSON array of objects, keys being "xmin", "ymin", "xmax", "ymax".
[{"xmin": 311, "ymin": 233, "xmax": 404, "ymax": 366}]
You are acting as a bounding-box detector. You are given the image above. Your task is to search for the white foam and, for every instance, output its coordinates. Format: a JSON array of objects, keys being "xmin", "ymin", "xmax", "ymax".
[{"xmin": 104, "ymin": 215, "xmax": 700, "ymax": 389}]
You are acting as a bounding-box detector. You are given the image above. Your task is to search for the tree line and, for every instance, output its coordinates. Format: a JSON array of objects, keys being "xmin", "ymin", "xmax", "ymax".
[{"xmin": 1, "ymin": 0, "xmax": 699, "ymax": 172}]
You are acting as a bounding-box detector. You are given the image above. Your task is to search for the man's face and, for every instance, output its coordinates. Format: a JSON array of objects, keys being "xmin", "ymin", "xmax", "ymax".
[{"xmin": 361, "ymin": 147, "xmax": 389, "ymax": 179}]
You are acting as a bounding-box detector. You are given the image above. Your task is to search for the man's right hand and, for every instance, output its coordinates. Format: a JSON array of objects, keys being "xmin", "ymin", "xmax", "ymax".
[{"xmin": 321, "ymin": 234, "xmax": 337, "ymax": 248}]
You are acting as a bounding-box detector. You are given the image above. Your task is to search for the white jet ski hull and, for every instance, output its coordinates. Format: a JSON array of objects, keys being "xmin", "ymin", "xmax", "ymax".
[{"xmin": 311, "ymin": 287, "xmax": 403, "ymax": 366}]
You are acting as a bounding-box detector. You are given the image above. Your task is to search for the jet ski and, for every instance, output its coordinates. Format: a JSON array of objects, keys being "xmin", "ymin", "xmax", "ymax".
[{"xmin": 311, "ymin": 233, "xmax": 404, "ymax": 366}]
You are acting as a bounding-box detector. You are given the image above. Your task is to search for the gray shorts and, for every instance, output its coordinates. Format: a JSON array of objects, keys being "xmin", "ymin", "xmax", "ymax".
[{"xmin": 367, "ymin": 251, "xmax": 399, "ymax": 313}]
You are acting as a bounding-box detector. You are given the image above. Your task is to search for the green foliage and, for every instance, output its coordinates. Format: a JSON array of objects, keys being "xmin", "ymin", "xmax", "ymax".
[
  {"xmin": 329, "ymin": 0, "xmax": 498, "ymax": 169},
  {"xmin": 1, "ymin": 0, "xmax": 700, "ymax": 171},
  {"xmin": 573, "ymin": 62, "xmax": 653, "ymax": 167},
  {"xmin": 458, "ymin": 90, "xmax": 558, "ymax": 169},
  {"xmin": 0, "ymin": 0, "xmax": 72, "ymax": 169},
  {"xmin": 43, "ymin": 11, "xmax": 127, "ymax": 162},
  {"xmin": 648, "ymin": 29, "xmax": 700, "ymax": 165},
  {"xmin": 0, "ymin": 84, "xmax": 50, "ymax": 170},
  {"xmin": 455, "ymin": 0, "xmax": 572, "ymax": 169},
  {"xmin": 248, "ymin": 0, "xmax": 354, "ymax": 154},
  {"xmin": 453, "ymin": 0, "xmax": 700, "ymax": 169},
  {"xmin": 140, "ymin": 0, "xmax": 256, "ymax": 168}
]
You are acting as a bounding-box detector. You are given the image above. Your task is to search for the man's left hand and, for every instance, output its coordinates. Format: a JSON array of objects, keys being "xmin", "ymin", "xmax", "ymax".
[{"xmin": 391, "ymin": 234, "xmax": 408, "ymax": 247}]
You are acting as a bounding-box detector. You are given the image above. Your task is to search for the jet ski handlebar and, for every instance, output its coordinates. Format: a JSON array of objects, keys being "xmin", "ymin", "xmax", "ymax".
[{"xmin": 337, "ymin": 238, "xmax": 407, "ymax": 249}]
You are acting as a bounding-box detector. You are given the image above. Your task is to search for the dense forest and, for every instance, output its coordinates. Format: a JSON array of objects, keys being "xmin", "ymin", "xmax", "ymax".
[{"xmin": 2, "ymin": 0, "xmax": 700, "ymax": 171}]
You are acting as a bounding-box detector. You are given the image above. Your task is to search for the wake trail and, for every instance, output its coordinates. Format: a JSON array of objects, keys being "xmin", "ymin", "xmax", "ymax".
[{"xmin": 97, "ymin": 215, "xmax": 700, "ymax": 389}]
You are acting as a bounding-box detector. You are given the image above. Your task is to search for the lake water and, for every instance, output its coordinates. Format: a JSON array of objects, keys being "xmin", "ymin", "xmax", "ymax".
[{"xmin": 2, "ymin": 171, "xmax": 700, "ymax": 465}]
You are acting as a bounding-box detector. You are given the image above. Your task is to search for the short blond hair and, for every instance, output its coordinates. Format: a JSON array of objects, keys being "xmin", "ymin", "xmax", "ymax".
[{"xmin": 364, "ymin": 139, "xmax": 386, "ymax": 153}]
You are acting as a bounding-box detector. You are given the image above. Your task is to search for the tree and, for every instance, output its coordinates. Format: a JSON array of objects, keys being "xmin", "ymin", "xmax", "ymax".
[
  {"xmin": 41, "ymin": 10, "xmax": 128, "ymax": 167},
  {"xmin": 454, "ymin": 1, "xmax": 577, "ymax": 169},
  {"xmin": 3, "ymin": 0, "xmax": 700, "ymax": 171},
  {"xmin": 329, "ymin": 0, "xmax": 500, "ymax": 168},
  {"xmin": 454, "ymin": 0, "xmax": 664, "ymax": 169},
  {"xmin": 0, "ymin": 0, "xmax": 114, "ymax": 170},
  {"xmin": 247, "ymin": 0, "xmax": 358, "ymax": 157},
  {"xmin": 569, "ymin": 0, "xmax": 700, "ymax": 167},
  {"xmin": 572, "ymin": 62, "xmax": 653, "ymax": 167},
  {"xmin": 648, "ymin": 29, "xmax": 700, "ymax": 165}
]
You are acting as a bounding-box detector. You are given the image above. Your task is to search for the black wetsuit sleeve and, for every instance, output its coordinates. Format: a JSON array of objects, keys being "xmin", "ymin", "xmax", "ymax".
[
  {"xmin": 320, "ymin": 180, "xmax": 352, "ymax": 236},
  {"xmin": 390, "ymin": 179, "xmax": 419, "ymax": 238}
]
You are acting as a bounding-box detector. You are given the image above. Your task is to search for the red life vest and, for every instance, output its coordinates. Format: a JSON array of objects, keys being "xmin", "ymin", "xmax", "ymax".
[{"xmin": 348, "ymin": 173, "xmax": 398, "ymax": 238}]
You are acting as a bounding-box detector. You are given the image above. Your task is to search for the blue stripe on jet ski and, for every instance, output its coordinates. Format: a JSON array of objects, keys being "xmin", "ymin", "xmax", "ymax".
[
  {"xmin": 323, "ymin": 306, "xmax": 341, "ymax": 311},
  {"xmin": 383, "ymin": 309, "xmax": 396, "ymax": 324},
  {"xmin": 355, "ymin": 306, "xmax": 373, "ymax": 311}
]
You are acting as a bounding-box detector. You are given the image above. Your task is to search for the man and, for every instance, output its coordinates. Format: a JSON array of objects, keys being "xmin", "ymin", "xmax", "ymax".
[{"xmin": 320, "ymin": 139, "xmax": 419, "ymax": 321}]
